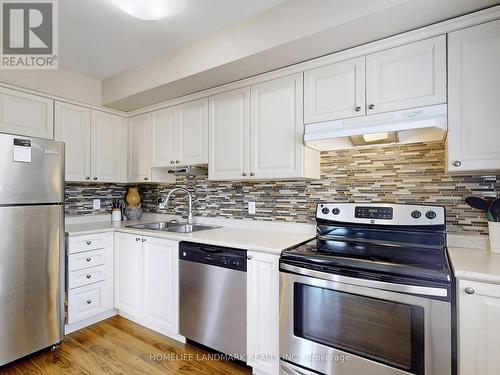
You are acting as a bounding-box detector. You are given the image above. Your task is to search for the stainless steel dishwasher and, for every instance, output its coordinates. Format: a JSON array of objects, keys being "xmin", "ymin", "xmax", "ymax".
[{"xmin": 179, "ymin": 241, "xmax": 247, "ymax": 358}]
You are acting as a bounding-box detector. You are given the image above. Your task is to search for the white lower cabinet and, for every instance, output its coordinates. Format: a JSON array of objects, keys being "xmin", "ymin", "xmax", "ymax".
[
  {"xmin": 66, "ymin": 232, "xmax": 115, "ymax": 333},
  {"xmin": 457, "ymin": 279, "xmax": 500, "ymax": 375},
  {"xmin": 247, "ymin": 251, "xmax": 280, "ymax": 375},
  {"xmin": 114, "ymin": 232, "xmax": 181, "ymax": 340}
]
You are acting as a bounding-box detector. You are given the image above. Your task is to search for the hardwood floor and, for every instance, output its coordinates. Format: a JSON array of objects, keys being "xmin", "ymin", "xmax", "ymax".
[{"xmin": 1, "ymin": 316, "xmax": 251, "ymax": 374}]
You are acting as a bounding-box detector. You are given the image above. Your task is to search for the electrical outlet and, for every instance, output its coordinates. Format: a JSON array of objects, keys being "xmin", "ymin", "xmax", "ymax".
[
  {"xmin": 93, "ymin": 199, "xmax": 101, "ymax": 210},
  {"xmin": 248, "ymin": 201, "xmax": 256, "ymax": 215}
]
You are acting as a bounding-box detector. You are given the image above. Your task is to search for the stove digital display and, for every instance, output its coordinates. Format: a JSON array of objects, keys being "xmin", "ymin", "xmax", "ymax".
[{"xmin": 355, "ymin": 206, "xmax": 393, "ymax": 220}]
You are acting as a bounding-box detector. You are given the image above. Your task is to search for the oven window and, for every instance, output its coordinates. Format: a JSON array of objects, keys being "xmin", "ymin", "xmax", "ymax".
[{"xmin": 294, "ymin": 283, "xmax": 424, "ymax": 373}]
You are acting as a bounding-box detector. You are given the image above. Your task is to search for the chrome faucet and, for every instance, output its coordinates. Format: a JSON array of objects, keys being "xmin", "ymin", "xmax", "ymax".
[{"xmin": 163, "ymin": 188, "xmax": 194, "ymax": 224}]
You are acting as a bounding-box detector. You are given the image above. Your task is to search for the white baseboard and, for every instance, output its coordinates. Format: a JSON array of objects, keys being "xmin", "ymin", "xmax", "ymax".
[{"xmin": 65, "ymin": 309, "xmax": 117, "ymax": 334}]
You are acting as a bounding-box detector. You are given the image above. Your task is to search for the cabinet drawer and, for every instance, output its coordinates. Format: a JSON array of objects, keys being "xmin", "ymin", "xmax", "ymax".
[
  {"xmin": 67, "ymin": 280, "xmax": 113, "ymax": 325},
  {"xmin": 68, "ymin": 248, "xmax": 112, "ymax": 272},
  {"xmin": 68, "ymin": 264, "xmax": 110, "ymax": 289},
  {"xmin": 68, "ymin": 232, "xmax": 110, "ymax": 254}
]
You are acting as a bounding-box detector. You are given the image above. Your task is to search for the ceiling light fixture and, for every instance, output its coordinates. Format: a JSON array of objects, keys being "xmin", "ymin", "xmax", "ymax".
[{"xmin": 111, "ymin": 0, "xmax": 184, "ymax": 21}]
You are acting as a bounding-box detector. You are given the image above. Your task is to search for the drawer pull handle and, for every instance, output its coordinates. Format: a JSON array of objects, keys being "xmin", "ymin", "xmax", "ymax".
[
  {"xmin": 86, "ymin": 300, "xmax": 92, "ymax": 304},
  {"xmin": 465, "ymin": 287, "xmax": 475, "ymax": 295},
  {"xmin": 86, "ymin": 241, "xmax": 91, "ymax": 245},
  {"xmin": 86, "ymin": 275, "xmax": 91, "ymax": 279},
  {"xmin": 86, "ymin": 257, "xmax": 91, "ymax": 262}
]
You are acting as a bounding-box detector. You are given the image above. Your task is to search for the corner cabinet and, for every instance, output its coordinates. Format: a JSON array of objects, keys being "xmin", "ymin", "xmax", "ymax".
[
  {"xmin": 208, "ymin": 74, "xmax": 320, "ymax": 181},
  {"xmin": 151, "ymin": 98, "xmax": 208, "ymax": 168},
  {"xmin": 91, "ymin": 110, "xmax": 128, "ymax": 183},
  {"xmin": 114, "ymin": 232, "xmax": 181, "ymax": 340},
  {"xmin": 447, "ymin": 19, "xmax": 500, "ymax": 174},
  {"xmin": 457, "ymin": 279, "xmax": 500, "ymax": 375},
  {"xmin": 247, "ymin": 251, "xmax": 280, "ymax": 375},
  {"xmin": 54, "ymin": 102, "xmax": 91, "ymax": 181},
  {"xmin": 0, "ymin": 86, "xmax": 54, "ymax": 139}
]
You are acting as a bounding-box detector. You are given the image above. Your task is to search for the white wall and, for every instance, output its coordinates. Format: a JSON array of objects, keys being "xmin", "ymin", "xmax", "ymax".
[{"xmin": 0, "ymin": 67, "xmax": 102, "ymax": 106}]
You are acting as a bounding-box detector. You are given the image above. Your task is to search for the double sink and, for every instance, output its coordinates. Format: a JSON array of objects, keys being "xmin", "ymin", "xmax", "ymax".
[{"xmin": 126, "ymin": 221, "xmax": 220, "ymax": 233}]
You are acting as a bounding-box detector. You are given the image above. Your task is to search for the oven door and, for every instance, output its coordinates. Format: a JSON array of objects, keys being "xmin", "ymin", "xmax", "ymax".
[{"xmin": 280, "ymin": 265, "xmax": 451, "ymax": 375}]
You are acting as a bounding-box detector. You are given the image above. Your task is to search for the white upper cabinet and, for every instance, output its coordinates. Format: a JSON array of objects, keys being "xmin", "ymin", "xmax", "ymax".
[
  {"xmin": 91, "ymin": 110, "xmax": 128, "ymax": 182},
  {"xmin": 457, "ymin": 279, "xmax": 500, "ymax": 375},
  {"xmin": 128, "ymin": 113, "xmax": 151, "ymax": 183},
  {"xmin": 304, "ymin": 57, "xmax": 366, "ymax": 123},
  {"xmin": 54, "ymin": 102, "xmax": 91, "ymax": 182},
  {"xmin": 250, "ymin": 73, "xmax": 308, "ymax": 179},
  {"xmin": 208, "ymin": 75, "xmax": 320, "ymax": 181},
  {"xmin": 209, "ymin": 87, "xmax": 251, "ymax": 180},
  {"xmin": 447, "ymin": 19, "xmax": 500, "ymax": 174},
  {"xmin": 151, "ymin": 98, "xmax": 208, "ymax": 168},
  {"xmin": 177, "ymin": 98, "xmax": 208, "ymax": 166},
  {"xmin": 0, "ymin": 86, "xmax": 53, "ymax": 139},
  {"xmin": 365, "ymin": 35, "xmax": 447, "ymax": 114}
]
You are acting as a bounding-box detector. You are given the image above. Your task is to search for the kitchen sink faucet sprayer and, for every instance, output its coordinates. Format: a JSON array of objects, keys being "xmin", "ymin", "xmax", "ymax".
[{"xmin": 163, "ymin": 188, "xmax": 194, "ymax": 224}]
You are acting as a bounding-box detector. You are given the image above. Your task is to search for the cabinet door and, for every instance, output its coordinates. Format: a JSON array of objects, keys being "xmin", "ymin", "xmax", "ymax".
[
  {"xmin": 457, "ymin": 279, "xmax": 500, "ymax": 375},
  {"xmin": 128, "ymin": 113, "xmax": 151, "ymax": 183},
  {"xmin": 247, "ymin": 251, "xmax": 280, "ymax": 375},
  {"xmin": 54, "ymin": 101, "xmax": 91, "ymax": 182},
  {"xmin": 366, "ymin": 35, "xmax": 446, "ymax": 114},
  {"xmin": 304, "ymin": 57, "xmax": 365, "ymax": 123},
  {"xmin": 177, "ymin": 98, "xmax": 208, "ymax": 166},
  {"xmin": 0, "ymin": 86, "xmax": 54, "ymax": 139},
  {"xmin": 447, "ymin": 20, "xmax": 500, "ymax": 174},
  {"xmin": 150, "ymin": 107, "xmax": 178, "ymax": 167},
  {"xmin": 90, "ymin": 110, "xmax": 128, "ymax": 182},
  {"xmin": 142, "ymin": 237, "xmax": 179, "ymax": 336},
  {"xmin": 250, "ymin": 74, "xmax": 304, "ymax": 179},
  {"xmin": 208, "ymin": 87, "xmax": 251, "ymax": 180},
  {"xmin": 114, "ymin": 233, "xmax": 143, "ymax": 319}
]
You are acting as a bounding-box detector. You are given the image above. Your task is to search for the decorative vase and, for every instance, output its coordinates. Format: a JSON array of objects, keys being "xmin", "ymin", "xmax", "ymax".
[
  {"xmin": 125, "ymin": 187, "xmax": 141, "ymax": 208},
  {"xmin": 488, "ymin": 221, "xmax": 500, "ymax": 254}
]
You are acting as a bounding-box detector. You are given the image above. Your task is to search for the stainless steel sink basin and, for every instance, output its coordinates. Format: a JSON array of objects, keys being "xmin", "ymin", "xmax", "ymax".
[{"xmin": 126, "ymin": 222, "xmax": 220, "ymax": 233}]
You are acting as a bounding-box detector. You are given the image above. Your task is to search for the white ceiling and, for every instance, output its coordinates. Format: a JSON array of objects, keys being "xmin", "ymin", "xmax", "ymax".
[{"xmin": 59, "ymin": 0, "xmax": 285, "ymax": 79}]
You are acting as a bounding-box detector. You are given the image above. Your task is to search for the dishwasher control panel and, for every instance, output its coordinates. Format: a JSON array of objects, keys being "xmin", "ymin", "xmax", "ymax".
[{"xmin": 179, "ymin": 241, "xmax": 247, "ymax": 271}]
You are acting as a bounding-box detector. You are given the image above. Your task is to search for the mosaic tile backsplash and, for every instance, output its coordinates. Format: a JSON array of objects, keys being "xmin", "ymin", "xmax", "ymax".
[{"xmin": 65, "ymin": 141, "xmax": 499, "ymax": 236}]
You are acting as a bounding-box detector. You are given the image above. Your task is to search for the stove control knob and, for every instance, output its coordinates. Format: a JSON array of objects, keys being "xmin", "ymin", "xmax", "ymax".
[
  {"xmin": 332, "ymin": 208, "xmax": 340, "ymax": 215},
  {"xmin": 411, "ymin": 210, "xmax": 421, "ymax": 219},
  {"xmin": 321, "ymin": 207, "xmax": 330, "ymax": 215},
  {"xmin": 426, "ymin": 210, "xmax": 437, "ymax": 219}
]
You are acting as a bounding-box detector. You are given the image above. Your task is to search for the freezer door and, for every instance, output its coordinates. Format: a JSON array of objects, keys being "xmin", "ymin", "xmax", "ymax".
[
  {"xmin": 0, "ymin": 133, "xmax": 64, "ymax": 204},
  {"xmin": 0, "ymin": 205, "xmax": 65, "ymax": 366}
]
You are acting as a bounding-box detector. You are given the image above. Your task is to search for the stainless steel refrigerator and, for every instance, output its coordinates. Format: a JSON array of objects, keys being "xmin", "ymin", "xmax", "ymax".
[{"xmin": 0, "ymin": 133, "xmax": 65, "ymax": 366}]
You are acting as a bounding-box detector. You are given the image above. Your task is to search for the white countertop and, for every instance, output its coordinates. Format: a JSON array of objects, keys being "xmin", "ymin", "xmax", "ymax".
[
  {"xmin": 448, "ymin": 246, "xmax": 500, "ymax": 284},
  {"xmin": 65, "ymin": 214, "xmax": 315, "ymax": 254}
]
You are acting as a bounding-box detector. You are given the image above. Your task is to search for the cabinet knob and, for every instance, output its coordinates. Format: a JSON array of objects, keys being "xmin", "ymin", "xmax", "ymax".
[
  {"xmin": 86, "ymin": 257, "xmax": 91, "ymax": 262},
  {"xmin": 250, "ymin": 172, "xmax": 255, "ymax": 177},
  {"xmin": 176, "ymin": 160, "xmax": 180, "ymax": 164},
  {"xmin": 141, "ymin": 238, "xmax": 146, "ymax": 242},
  {"xmin": 85, "ymin": 176, "xmax": 90, "ymax": 180},
  {"xmin": 170, "ymin": 161, "xmax": 174, "ymax": 164},
  {"xmin": 453, "ymin": 161, "xmax": 462, "ymax": 167},
  {"xmin": 86, "ymin": 274, "xmax": 91, "ymax": 279},
  {"xmin": 242, "ymin": 172, "xmax": 247, "ymax": 177},
  {"xmin": 355, "ymin": 106, "xmax": 361, "ymax": 112},
  {"xmin": 93, "ymin": 177, "xmax": 98, "ymax": 180},
  {"xmin": 136, "ymin": 238, "xmax": 141, "ymax": 241},
  {"xmin": 86, "ymin": 300, "xmax": 92, "ymax": 304},
  {"xmin": 144, "ymin": 177, "xmax": 149, "ymax": 181},
  {"xmin": 368, "ymin": 104, "xmax": 375, "ymax": 110},
  {"xmin": 464, "ymin": 287, "xmax": 475, "ymax": 295},
  {"xmin": 86, "ymin": 241, "xmax": 91, "ymax": 245}
]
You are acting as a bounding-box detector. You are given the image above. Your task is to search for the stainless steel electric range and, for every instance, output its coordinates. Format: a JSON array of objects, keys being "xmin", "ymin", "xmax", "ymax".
[{"xmin": 279, "ymin": 203, "xmax": 454, "ymax": 375}]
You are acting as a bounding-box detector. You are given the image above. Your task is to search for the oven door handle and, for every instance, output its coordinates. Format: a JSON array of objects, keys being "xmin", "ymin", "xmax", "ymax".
[{"xmin": 280, "ymin": 263, "xmax": 448, "ymax": 298}]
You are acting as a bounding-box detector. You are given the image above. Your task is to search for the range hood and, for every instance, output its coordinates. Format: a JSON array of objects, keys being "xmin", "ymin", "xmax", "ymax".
[
  {"xmin": 167, "ymin": 166, "xmax": 208, "ymax": 176},
  {"xmin": 304, "ymin": 104, "xmax": 447, "ymax": 151}
]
